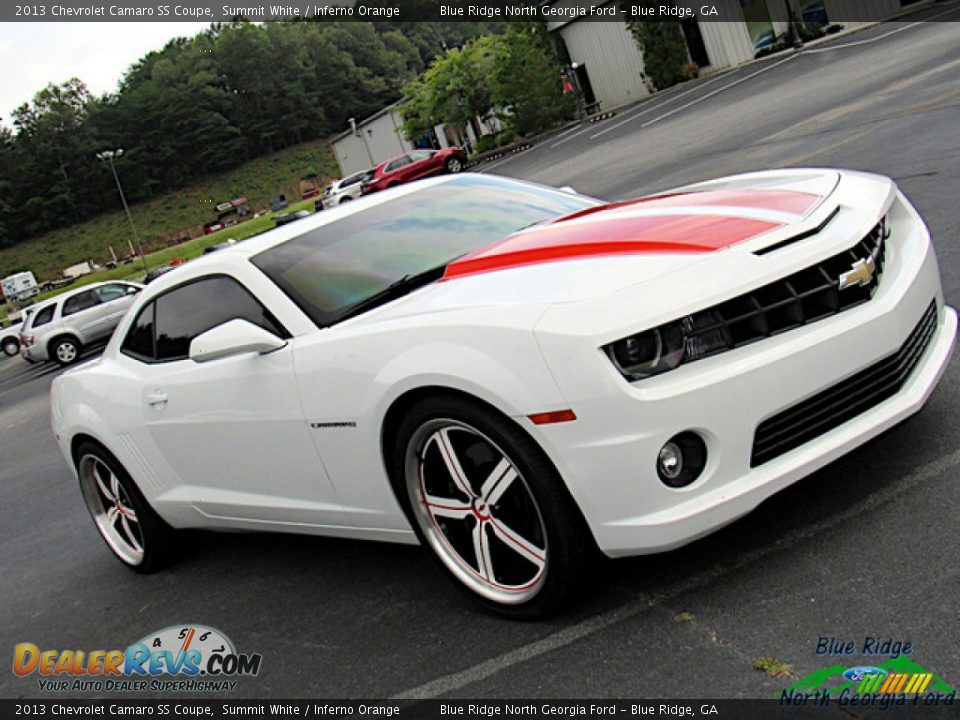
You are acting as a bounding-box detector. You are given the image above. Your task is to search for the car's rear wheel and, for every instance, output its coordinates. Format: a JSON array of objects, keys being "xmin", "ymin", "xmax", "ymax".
[
  {"xmin": 52, "ymin": 336, "xmax": 81, "ymax": 366},
  {"xmin": 76, "ymin": 442, "xmax": 178, "ymax": 573},
  {"xmin": 445, "ymin": 157, "xmax": 463, "ymax": 173},
  {"xmin": 393, "ymin": 396, "xmax": 594, "ymax": 618},
  {"xmin": 2, "ymin": 338, "xmax": 18, "ymax": 356}
]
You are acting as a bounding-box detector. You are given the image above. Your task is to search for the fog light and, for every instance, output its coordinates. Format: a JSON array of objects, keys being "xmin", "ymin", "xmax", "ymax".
[
  {"xmin": 657, "ymin": 432, "xmax": 707, "ymax": 488},
  {"xmin": 658, "ymin": 442, "xmax": 683, "ymax": 480}
]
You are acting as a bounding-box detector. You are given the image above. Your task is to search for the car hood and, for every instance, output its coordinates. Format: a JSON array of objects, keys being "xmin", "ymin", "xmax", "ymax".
[{"xmin": 363, "ymin": 169, "xmax": 894, "ymax": 328}]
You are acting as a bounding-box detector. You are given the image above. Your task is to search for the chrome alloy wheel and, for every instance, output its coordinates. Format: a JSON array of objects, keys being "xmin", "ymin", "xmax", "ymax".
[
  {"xmin": 78, "ymin": 454, "xmax": 144, "ymax": 566},
  {"xmin": 405, "ymin": 420, "xmax": 548, "ymax": 605},
  {"xmin": 56, "ymin": 341, "xmax": 77, "ymax": 364},
  {"xmin": 446, "ymin": 157, "xmax": 463, "ymax": 173}
]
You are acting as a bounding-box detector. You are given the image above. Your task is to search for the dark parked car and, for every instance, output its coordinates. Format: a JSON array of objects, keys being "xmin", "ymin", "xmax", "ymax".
[
  {"xmin": 143, "ymin": 266, "xmax": 176, "ymax": 284},
  {"xmin": 361, "ymin": 148, "xmax": 465, "ymax": 196},
  {"xmin": 274, "ymin": 209, "xmax": 311, "ymax": 227}
]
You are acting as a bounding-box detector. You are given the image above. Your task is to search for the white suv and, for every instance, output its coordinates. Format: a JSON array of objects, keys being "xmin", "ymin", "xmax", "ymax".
[
  {"xmin": 20, "ymin": 281, "xmax": 142, "ymax": 365},
  {"xmin": 320, "ymin": 169, "xmax": 371, "ymax": 209}
]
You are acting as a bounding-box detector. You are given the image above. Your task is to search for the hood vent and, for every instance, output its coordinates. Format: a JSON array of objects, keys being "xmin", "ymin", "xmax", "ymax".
[{"xmin": 754, "ymin": 207, "xmax": 840, "ymax": 256}]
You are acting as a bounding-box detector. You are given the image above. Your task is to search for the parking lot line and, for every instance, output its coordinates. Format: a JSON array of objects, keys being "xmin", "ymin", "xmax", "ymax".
[
  {"xmin": 640, "ymin": 54, "xmax": 799, "ymax": 129},
  {"xmin": 391, "ymin": 444, "xmax": 960, "ymax": 700},
  {"xmin": 589, "ymin": 71, "xmax": 735, "ymax": 140},
  {"xmin": 806, "ymin": 3, "xmax": 960, "ymax": 53}
]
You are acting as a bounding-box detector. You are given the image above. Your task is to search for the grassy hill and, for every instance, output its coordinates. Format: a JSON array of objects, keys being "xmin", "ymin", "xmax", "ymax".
[{"xmin": 0, "ymin": 139, "xmax": 340, "ymax": 281}]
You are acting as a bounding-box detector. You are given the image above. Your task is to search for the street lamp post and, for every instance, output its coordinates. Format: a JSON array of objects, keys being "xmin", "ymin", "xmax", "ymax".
[{"xmin": 96, "ymin": 148, "xmax": 148, "ymax": 274}]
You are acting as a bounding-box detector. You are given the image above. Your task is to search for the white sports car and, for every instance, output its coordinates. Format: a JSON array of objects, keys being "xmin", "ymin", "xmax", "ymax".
[{"xmin": 51, "ymin": 170, "xmax": 956, "ymax": 617}]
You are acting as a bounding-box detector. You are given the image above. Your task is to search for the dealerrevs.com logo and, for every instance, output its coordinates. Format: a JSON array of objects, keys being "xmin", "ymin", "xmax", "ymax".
[{"xmin": 13, "ymin": 624, "xmax": 262, "ymax": 692}]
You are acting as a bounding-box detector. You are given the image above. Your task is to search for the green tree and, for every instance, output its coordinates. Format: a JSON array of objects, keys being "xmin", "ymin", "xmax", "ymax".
[
  {"xmin": 491, "ymin": 26, "xmax": 573, "ymax": 137},
  {"xmin": 399, "ymin": 35, "xmax": 499, "ymax": 145},
  {"xmin": 624, "ymin": 21, "xmax": 689, "ymax": 90}
]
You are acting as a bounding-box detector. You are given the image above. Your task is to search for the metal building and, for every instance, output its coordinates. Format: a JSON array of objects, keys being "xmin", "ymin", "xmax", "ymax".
[
  {"xmin": 331, "ymin": 107, "xmax": 413, "ymax": 177},
  {"xmin": 547, "ymin": 0, "xmax": 937, "ymax": 112}
]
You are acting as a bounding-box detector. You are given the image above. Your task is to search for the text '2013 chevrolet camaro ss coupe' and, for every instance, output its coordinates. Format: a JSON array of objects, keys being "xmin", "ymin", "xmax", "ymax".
[{"xmin": 52, "ymin": 171, "xmax": 956, "ymax": 617}]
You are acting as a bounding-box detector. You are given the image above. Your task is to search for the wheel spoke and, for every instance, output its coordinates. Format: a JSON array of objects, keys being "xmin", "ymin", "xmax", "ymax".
[
  {"xmin": 424, "ymin": 494, "xmax": 472, "ymax": 520},
  {"xmin": 490, "ymin": 518, "xmax": 545, "ymax": 570},
  {"xmin": 434, "ymin": 428, "xmax": 475, "ymax": 499},
  {"xmin": 120, "ymin": 516, "xmax": 143, "ymax": 553},
  {"xmin": 94, "ymin": 465, "xmax": 115, "ymax": 503},
  {"xmin": 109, "ymin": 473, "xmax": 120, "ymax": 500},
  {"xmin": 120, "ymin": 504, "xmax": 138, "ymax": 523},
  {"xmin": 106, "ymin": 505, "xmax": 120, "ymax": 527},
  {"xmin": 480, "ymin": 459, "xmax": 517, "ymax": 506},
  {"xmin": 472, "ymin": 523, "xmax": 494, "ymax": 582}
]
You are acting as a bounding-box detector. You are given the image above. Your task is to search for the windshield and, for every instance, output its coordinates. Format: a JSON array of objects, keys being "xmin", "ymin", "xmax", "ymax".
[{"xmin": 252, "ymin": 175, "xmax": 597, "ymax": 327}]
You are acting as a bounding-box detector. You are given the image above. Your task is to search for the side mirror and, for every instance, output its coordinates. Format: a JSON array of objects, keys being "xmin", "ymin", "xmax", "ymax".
[{"xmin": 189, "ymin": 319, "xmax": 286, "ymax": 363}]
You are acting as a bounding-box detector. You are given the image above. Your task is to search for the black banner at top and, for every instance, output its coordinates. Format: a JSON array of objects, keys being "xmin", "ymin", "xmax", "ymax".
[{"xmin": 3, "ymin": 0, "xmax": 959, "ymax": 23}]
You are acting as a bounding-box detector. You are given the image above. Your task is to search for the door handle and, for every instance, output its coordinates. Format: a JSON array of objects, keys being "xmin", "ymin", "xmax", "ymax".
[{"xmin": 146, "ymin": 391, "xmax": 168, "ymax": 407}]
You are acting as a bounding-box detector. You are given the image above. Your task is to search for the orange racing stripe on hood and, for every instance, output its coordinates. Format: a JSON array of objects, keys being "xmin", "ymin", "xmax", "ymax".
[
  {"xmin": 554, "ymin": 189, "xmax": 822, "ymax": 223},
  {"xmin": 442, "ymin": 213, "xmax": 783, "ymax": 280}
]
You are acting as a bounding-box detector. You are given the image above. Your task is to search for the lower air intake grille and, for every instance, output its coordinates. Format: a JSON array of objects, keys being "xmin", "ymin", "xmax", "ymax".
[{"xmin": 751, "ymin": 301, "xmax": 938, "ymax": 467}]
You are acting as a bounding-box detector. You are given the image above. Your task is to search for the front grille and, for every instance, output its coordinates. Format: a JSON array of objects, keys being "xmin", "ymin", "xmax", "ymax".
[
  {"xmin": 681, "ymin": 218, "xmax": 888, "ymax": 362},
  {"xmin": 751, "ymin": 301, "xmax": 938, "ymax": 467}
]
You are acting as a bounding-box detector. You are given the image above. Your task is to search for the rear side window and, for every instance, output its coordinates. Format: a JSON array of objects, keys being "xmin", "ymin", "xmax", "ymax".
[
  {"xmin": 31, "ymin": 305, "xmax": 55, "ymax": 328},
  {"xmin": 384, "ymin": 156, "xmax": 411, "ymax": 173},
  {"xmin": 121, "ymin": 303, "xmax": 155, "ymax": 361},
  {"xmin": 121, "ymin": 275, "xmax": 288, "ymax": 363},
  {"xmin": 95, "ymin": 283, "xmax": 137, "ymax": 303},
  {"xmin": 63, "ymin": 290, "xmax": 99, "ymax": 317}
]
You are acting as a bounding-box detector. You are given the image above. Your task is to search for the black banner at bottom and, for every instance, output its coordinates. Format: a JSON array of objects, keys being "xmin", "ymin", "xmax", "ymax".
[{"xmin": 1, "ymin": 699, "xmax": 960, "ymax": 720}]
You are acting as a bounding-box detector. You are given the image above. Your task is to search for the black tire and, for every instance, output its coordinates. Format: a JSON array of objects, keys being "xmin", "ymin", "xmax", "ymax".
[
  {"xmin": 445, "ymin": 156, "xmax": 463, "ymax": 174},
  {"xmin": 2, "ymin": 338, "xmax": 18, "ymax": 357},
  {"xmin": 51, "ymin": 336, "xmax": 81, "ymax": 366},
  {"xmin": 75, "ymin": 441, "xmax": 180, "ymax": 574},
  {"xmin": 391, "ymin": 395, "xmax": 596, "ymax": 619}
]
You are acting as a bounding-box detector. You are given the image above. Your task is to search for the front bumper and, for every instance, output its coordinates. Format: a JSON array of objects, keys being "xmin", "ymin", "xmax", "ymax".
[{"xmin": 530, "ymin": 193, "xmax": 956, "ymax": 557}]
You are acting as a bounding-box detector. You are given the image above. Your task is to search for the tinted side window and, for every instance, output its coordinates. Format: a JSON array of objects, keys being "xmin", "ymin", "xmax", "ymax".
[
  {"xmin": 153, "ymin": 276, "xmax": 288, "ymax": 362},
  {"xmin": 31, "ymin": 305, "xmax": 55, "ymax": 328},
  {"xmin": 385, "ymin": 156, "xmax": 411, "ymax": 173},
  {"xmin": 121, "ymin": 302, "xmax": 155, "ymax": 361},
  {"xmin": 63, "ymin": 291, "xmax": 99, "ymax": 317},
  {"xmin": 409, "ymin": 151, "xmax": 433, "ymax": 162}
]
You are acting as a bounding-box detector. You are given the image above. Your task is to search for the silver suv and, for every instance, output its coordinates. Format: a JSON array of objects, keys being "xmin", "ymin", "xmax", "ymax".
[
  {"xmin": 1, "ymin": 307, "xmax": 34, "ymax": 357},
  {"xmin": 20, "ymin": 281, "xmax": 142, "ymax": 365},
  {"xmin": 320, "ymin": 169, "xmax": 371, "ymax": 209}
]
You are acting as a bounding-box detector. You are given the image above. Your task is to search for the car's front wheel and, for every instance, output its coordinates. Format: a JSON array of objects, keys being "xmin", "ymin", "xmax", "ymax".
[
  {"xmin": 52, "ymin": 336, "xmax": 81, "ymax": 366},
  {"xmin": 445, "ymin": 156, "xmax": 463, "ymax": 173},
  {"xmin": 2, "ymin": 338, "xmax": 18, "ymax": 357},
  {"xmin": 76, "ymin": 441, "xmax": 179, "ymax": 573},
  {"xmin": 393, "ymin": 396, "xmax": 594, "ymax": 618}
]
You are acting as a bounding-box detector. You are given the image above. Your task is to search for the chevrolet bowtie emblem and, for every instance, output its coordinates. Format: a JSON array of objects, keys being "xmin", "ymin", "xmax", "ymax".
[{"xmin": 838, "ymin": 255, "xmax": 877, "ymax": 290}]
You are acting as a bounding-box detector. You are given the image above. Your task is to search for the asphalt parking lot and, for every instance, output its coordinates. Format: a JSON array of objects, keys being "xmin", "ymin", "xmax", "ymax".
[{"xmin": 2, "ymin": 14, "xmax": 959, "ymax": 701}]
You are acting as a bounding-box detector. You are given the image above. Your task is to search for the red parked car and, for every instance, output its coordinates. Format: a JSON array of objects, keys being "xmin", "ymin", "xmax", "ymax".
[{"xmin": 361, "ymin": 147, "xmax": 466, "ymax": 196}]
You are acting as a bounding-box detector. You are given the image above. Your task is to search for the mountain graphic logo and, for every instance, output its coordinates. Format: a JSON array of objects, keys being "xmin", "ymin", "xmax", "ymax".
[{"xmin": 783, "ymin": 655, "xmax": 955, "ymax": 698}]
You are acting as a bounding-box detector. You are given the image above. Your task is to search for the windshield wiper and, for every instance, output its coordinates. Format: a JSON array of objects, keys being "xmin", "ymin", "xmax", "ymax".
[{"xmin": 334, "ymin": 258, "xmax": 462, "ymax": 324}]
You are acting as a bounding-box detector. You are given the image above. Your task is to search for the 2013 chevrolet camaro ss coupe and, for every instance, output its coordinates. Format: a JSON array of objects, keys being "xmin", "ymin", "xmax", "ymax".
[{"xmin": 52, "ymin": 171, "xmax": 956, "ymax": 617}]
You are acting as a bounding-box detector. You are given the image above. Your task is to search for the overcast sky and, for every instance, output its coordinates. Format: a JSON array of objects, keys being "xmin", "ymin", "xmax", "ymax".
[{"xmin": 0, "ymin": 22, "xmax": 211, "ymax": 124}]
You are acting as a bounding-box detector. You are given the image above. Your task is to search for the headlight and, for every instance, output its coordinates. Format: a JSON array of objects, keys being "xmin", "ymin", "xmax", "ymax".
[
  {"xmin": 604, "ymin": 310, "xmax": 733, "ymax": 381},
  {"xmin": 605, "ymin": 324, "xmax": 685, "ymax": 379}
]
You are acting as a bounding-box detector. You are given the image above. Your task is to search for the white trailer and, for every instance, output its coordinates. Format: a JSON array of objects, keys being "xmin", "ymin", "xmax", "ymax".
[{"xmin": 1, "ymin": 271, "xmax": 39, "ymax": 303}]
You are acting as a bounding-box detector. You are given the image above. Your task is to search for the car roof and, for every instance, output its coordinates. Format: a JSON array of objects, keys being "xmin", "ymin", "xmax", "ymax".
[{"xmin": 38, "ymin": 280, "xmax": 139, "ymax": 308}]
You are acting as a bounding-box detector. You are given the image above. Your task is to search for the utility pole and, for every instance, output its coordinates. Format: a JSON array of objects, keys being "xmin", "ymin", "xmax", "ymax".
[{"xmin": 96, "ymin": 148, "xmax": 148, "ymax": 274}]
